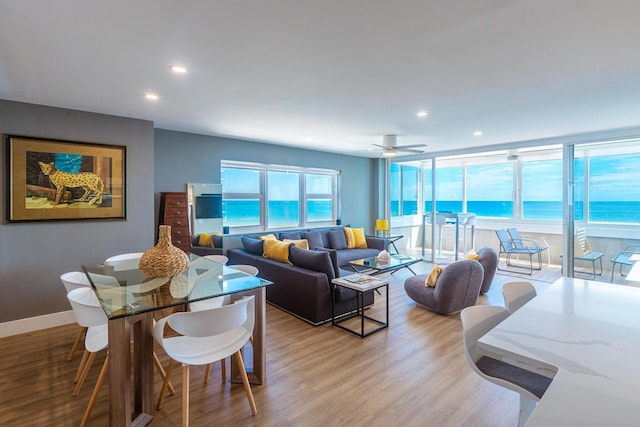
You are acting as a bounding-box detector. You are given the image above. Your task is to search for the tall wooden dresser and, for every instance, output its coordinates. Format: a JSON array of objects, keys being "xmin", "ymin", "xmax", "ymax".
[{"xmin": 158, "ymin": 192, "xmax": 191, "ymax": 253}]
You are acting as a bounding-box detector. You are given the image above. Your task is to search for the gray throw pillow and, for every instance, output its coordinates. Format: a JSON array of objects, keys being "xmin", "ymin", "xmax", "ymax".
[
  {"xmin": 289, "ymin": 246, "xmax": 336, "ymax": 280},
  {"xmin": 301, "ymin": 231, "xmax": 324, "ymax": 249},
  {"xmin": 327, "ymin": 228, "xmax": 348, "ymax": 250},
  {"xmin": 241, "ymin": 236, "xmax": 264, "ymax": 255}
]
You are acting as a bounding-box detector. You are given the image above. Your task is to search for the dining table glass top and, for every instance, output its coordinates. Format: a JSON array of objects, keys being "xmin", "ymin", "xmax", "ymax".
[{"xmin": 82, "ymin": 253, "xmax": 271, "ymax": 319}]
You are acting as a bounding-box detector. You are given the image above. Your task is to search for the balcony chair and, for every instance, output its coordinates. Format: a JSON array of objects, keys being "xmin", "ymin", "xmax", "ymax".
[
  {"xmin": 154, "ymin": 296, "xmax": 257, "ymax": 426},
  {"xmin": 610, "ymin": 244, "xmax": 640, "ymax": 282},
  {"xmin": 460, "ymin": 305, "xmax": 553, "ymax": 426},
  {"xmin": 501, "ymin": 281, "xmax": 537, "ymax": 313},
  {"xmin": 561, "ymin": 228, "xmax": 604, "ymax": 279},
  {"xmin": 495, "ymin": 229, "xmax": 546, "ymax": 275},
  {"xmin": 507, "ymin": 228, "xmax": 550, "ymax": 266}
]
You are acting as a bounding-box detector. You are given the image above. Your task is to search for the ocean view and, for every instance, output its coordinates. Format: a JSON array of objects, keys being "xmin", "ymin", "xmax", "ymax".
[{"xmin": 224, "ymin": 199, "xmax": 640, "ymax": 226}]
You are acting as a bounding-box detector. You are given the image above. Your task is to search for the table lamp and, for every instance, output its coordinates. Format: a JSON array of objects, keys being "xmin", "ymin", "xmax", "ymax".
[{"xmin": 376, "ymin": 219, "xmax": 389, "ymax": 237}]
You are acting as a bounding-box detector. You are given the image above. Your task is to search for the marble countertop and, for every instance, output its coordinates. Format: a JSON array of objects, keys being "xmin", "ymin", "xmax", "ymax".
[{"xmin": 478, "ymin": 277, "xmax": 640, "ymax": 426}]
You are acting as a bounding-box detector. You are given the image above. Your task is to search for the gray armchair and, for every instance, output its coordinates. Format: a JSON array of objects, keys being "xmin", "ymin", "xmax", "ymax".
[
  {"xmin": 477, "ymin": 247, "xmax": 498, "ymax": 295},
  {"xmin": 403, "ymin": 259, "xmax": 484, "ymax": 315}
]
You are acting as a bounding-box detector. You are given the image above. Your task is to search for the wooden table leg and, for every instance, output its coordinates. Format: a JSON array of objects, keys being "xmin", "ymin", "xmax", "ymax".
[{"xmin": 108, "ymin": 313, "xmax": 154, "ymax": 427}]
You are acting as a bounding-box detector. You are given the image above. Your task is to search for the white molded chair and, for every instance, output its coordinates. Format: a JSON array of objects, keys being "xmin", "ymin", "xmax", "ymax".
[
  {"xmin": 104, "ymin": 252, "xmax": 144, "ymax": 271},
  {"xmin": 154, "ymin": 296, "xmax": 257, "ymax": 426},
  {"xmin": 61, "ymin": 271, "xmax": 92, "ymax": 361},
  {"xmin": 67, "ymin": 287, "xmax": 174, "ymax": 427},
  {"xmin": 461, "ymin": 305, "xmax": 552, "ymax": 427},
  {"xmin": 190, "ymin": 263, "xmax": 259, "ymax": 383},
  {"xmin": 203, "ymin": 254, "xmax": 229, "ymax": 265},
  {"xmin": 502, "ymin": 281, "xmax": 536, "ymax": 313}
]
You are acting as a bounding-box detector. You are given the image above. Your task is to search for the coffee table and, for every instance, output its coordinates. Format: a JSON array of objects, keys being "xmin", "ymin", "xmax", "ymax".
[{"xmin": 349, "ymin": 254, "xmax": 421, "ymax": 275}]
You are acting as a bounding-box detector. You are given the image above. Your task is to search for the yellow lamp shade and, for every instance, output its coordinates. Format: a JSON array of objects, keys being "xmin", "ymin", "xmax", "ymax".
[{"xmin": 376, "ymin": 219, "xmax": 389, "ymax": 231}]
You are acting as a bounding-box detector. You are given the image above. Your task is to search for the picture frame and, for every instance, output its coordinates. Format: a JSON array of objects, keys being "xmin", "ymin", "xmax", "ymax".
[{"xmin": 4, "ymin": 135, "xmax": 126, "ymax": 222}]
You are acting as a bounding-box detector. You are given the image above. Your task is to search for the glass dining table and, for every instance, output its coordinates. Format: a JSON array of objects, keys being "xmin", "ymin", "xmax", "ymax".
[{"xmin": 82, "ymin": 253, "xmax": 272, "ymax": 427}]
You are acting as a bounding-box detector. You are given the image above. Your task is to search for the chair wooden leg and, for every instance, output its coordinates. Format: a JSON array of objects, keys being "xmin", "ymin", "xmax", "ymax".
[
  {"xmin": 221, "ymin": 359, "xmax": 226, "ymax": 383},
  {"xmin": 182, "ymin": 364, "xmax": 190, "ymax": 427},
  {"xmin": 74, "ymin": 349, "xmax": 90, "ymax": 383},
  {"xmin": 67, "ymin": 326, "xmax": 87, "ymax": 362},
  {"xmin": 80, "ymin": 354, "xmax": 108, "ymax": 427},
  {"xmin": 204, "ymin": 363, "xmax": 211, "ymax": 384},
  {"xmin": 234, "ymin": 351, "xmax": 257, "ymax": 415},
  {"xmin": 153, "ymin": 352, "xmax": 175, "ymax": 395},
  {"xmin": 157, "ymin": 358, "xmax": 175, "ymax": 410},
  {"xmin": 73, "ymin": 351, "xmax": 97, "ymax": 396}
]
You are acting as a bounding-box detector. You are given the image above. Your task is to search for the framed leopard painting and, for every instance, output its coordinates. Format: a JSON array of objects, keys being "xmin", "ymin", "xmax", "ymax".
[{"xmin": 5, "ymin": 134, "xmax": 126, "ymax": 222}]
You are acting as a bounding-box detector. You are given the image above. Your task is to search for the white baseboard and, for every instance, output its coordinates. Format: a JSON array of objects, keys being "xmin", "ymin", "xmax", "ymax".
[{"xmin": 0, "ymin": 311, "xmax": 76, "ymax": 338}]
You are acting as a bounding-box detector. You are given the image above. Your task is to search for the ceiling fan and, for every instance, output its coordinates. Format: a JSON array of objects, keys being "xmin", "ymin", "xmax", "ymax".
[{"xmin": 372, "ymin": 135, "xmax": 427, "ymax": 157}]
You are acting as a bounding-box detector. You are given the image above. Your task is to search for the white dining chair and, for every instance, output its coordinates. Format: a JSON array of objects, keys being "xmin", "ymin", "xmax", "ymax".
[
  {"xmin": 154, "ymin": 296, "xmax": 257, "ymax": 426},
  {"xmin": 192, "ymin": 263, "xmax": 260, "ymax": 383},
  {"xmin": 104, "ymin": 252, "xmax": 144, "ymax": 271},
  {"xmin": 60, "ymin": 271, "xmax": 92, "ymax": 362},
  {"xmin": 203, "ymin": 254, "xmax": 229, "ymax": 265},
  {"xmin": 67, "ymin": 287, "xmax": 174, "ymax": 427},
  {"xmin": 501, "ymin": 281, "xmax": 537, "ymax": 313},
  {"xmin": 460, "ymin": 305, "xmax": 552, "ymax": 427}
]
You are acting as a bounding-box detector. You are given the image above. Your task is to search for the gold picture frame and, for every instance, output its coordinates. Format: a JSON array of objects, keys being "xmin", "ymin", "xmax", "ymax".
[{"xmin": 5, "ymin": 135, "xmax": 126, "ymax": 222}]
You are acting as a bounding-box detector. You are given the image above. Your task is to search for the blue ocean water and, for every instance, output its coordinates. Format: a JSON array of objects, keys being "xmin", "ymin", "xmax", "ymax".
[
  {"xmin": 391, "ymin": 200, "xmax": 640, "ymax": 223},
  {"xmin": 223, "ymin": 200, "xmax": 333, "ymax": 227}
]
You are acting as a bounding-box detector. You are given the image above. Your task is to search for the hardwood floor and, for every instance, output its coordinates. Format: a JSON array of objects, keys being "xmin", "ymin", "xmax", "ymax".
[{"xmin": 0, "ymin": 261, "xmax": 559, "ymax": 427}]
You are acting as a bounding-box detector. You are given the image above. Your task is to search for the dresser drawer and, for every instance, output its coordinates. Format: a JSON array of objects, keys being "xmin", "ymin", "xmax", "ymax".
[{"xmin": 164, "ymin": 206, "xmax": 187, "ymax": 218}]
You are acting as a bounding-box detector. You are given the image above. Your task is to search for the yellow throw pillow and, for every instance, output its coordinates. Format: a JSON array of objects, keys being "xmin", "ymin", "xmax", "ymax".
[
  {"xmin": 344, "ymin": 227, "xmax": 356, "ymax": 249},
  {"xmin": 425, "ymin": 266, "xmax": 444, "ymax": 287},
  {"xmin": 259, "ymin": 234, "xmax": 277, "ymax": 241},
  {"xmin": 352, "ymin": 227, "xmax": 367, "ymax": 248},
  {"xmin": 263, "ymin": 239, "xmax": 293, "ymax": 264},
  {"xmin": 198, "ymin": 233, "xmax": 215, "ymax": 247},
  {"xmin": 465, "ymin": 252, "xmax": 480, "ymax": 261},
  {"xmin": 284, "ymin": 239, "xmax": 309, "ymax": 250}
]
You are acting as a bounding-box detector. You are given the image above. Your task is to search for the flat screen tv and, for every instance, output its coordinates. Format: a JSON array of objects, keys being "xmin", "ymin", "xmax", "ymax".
[{"xmin": 195, "ymin": 194, "xmax": 222, "ymax": 219}]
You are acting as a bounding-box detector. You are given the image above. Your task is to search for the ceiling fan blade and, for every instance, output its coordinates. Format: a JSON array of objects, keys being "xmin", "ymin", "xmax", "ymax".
[
  {"xmin": 395, "ymin": 148, "xmax": 425, "ymax": 154},
  {"xmin": 395, "ymin": 144, "xmax": 428, "ymax": 149}
]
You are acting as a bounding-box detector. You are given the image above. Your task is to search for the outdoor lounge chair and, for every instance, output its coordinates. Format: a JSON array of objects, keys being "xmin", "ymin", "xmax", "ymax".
[
  {"xmin": 610, "ymin": 244, "xmax": 640, "ymax": 282},
  {"xmin": 495, "ymin": 229, "xmax": 546, "ymax": 275}
]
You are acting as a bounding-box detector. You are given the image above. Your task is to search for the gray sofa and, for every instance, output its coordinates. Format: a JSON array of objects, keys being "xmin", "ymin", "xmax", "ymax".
[
  {"xmin": 190, "ymin": 234, "xmax": 224, "ymax": 256},
  {"xmin": 226, "ymin": 227, "xmax": 389, "ymax": 325}
]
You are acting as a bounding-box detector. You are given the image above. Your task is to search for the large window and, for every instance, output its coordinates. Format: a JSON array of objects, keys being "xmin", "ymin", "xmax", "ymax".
[
  {"xmin": 221, "ymin": 161, "xmax": 338, "ymax": 230},
  {"xmin": 467, "ymin": 164, "xmax": 513, "ymax": 218},
  {"xmin": 393, "ymin": 140, "xmax": 640, "ymax": 226}
]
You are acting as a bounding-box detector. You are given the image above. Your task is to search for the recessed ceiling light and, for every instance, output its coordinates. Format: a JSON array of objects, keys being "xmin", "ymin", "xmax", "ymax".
[
  {"xmin": 145, "ymin": 93, "xmax": 159, "ymax": 100},
  {"xmin": 416, "ymin": 111, "xmax": 428, "ymax": 118},
  {"xmin": 171, "ymin": 65, "xmax": 187, "ymax": 74},
  {"xmin": 473, "ymin": 131, "xmax": 483, "ymax": 136}
]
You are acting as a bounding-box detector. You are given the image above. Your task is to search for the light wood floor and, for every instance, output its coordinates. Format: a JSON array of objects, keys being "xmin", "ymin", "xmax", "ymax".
[{"xmin": 0, "ymin": 261, "xmax": 562, "ymax": 427}]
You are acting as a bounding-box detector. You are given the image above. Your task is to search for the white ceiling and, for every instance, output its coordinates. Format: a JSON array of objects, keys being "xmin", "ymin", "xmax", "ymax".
[{"xmin": 2, "ymin": 1, "xmax": 640, "ymax": 158}]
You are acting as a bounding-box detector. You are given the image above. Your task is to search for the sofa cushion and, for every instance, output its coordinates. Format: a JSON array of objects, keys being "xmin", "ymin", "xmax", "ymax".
[
  {"xmin": 284, "ymin": 238, "xmax": 309, "ymax": 250},
  {"xmin": 290, "ymin": 246, "xmax": 335, "ymax": 280},
  {"xmin": 302, "ymin": 231, "xmax": 325, "ymax": 249},
  {"xmin": 426, "ymin": 266, "xmax": 444, "ymax": 287},
  {"xmin": 344, "ymin": 226, "xmax": 367, "ymax": 249},
  {"xmin": 259, "ymin": 233, "xmax": 277, "ymax": 240},
  {"xmin": 280, "ymin": 231, "xmax": 302, "ymax": 240},
  {"xmin": 328, "ymin": 228, "xmax": 348, "ymax": 250},
  {"xmin": 241, "ymin": 236, "xmax": 264, "ymax": 255},
  {"xmin": 198, "ymin": 233, "xmax": 215, "ymax": 247},
  {"xmin": 263, "ymin": 239, "xmax": 293, "ymax": 264}
]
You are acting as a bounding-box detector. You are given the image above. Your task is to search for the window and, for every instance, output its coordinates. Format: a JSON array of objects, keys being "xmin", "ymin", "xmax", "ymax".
[
  {"xmin": 588, "ymin": 153, "xmax": 640, "ymax": 223},
  {"xmin": 522, "ymin": 160, "xmax": 562, "ymax": 220},
  {"xmin": 221, "ymin": 167, "xmax": 261, "ymax": 227},
  {"xmin": 467, "ymin": 164, "xmax": 513, "ymax": 218},
  {"xmin": 390, "ymin": 163, "xmax": 418, "ymax": 216},
  {"xmin": 306, "ymin": 173, "xmax": 335, "ymax": 222},
  {"xmin": 221, "ymin": 161, "xmax": 338, "ymax": 231},
  {"xmin": 435, "ymin": 167, "xmax": 463, "ymax": 213}
]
